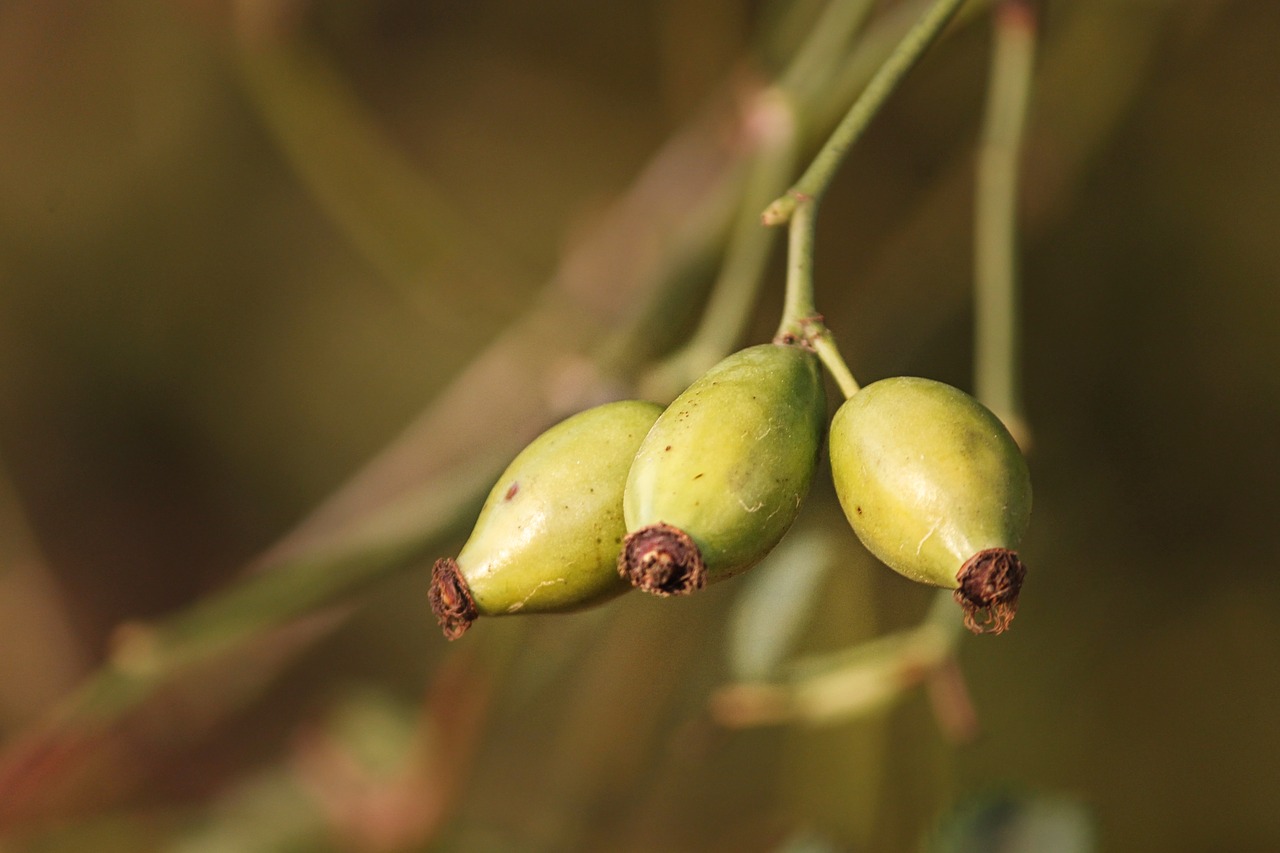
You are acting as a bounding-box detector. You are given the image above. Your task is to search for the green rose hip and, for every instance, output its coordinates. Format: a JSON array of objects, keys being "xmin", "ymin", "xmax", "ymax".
[
  {"xmin": 829, "ymin": 377, "xmax": 1032, "ymax": 634},
  {"xmin": 619, "ymin": 343, "xmax": 826, "ymax": 595},
  {"xmin": 429, "ymin": 400, "xmax": 663, "ymax": 640}
]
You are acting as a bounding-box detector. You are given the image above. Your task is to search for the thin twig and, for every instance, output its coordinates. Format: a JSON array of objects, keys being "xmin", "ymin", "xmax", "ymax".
[
  {"xmin": 975, "ymin": 0, "xmax": 1037, "ymax": 446},
  {"xmin": 763, "ymin": 0, "xmax": 971, "ymax": 225}
]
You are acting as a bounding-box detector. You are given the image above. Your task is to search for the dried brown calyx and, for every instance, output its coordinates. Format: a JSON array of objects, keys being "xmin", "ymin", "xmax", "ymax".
[
  {"xmin": 954, "ymin": 547, "xmax": 1027, "ymax": 635},
  {"xmin": 617, "ymin": 522, "xmax": 706, "ymax": 596},
  {"xmin": 428, "ymin": 558, "xmax": 478, "ymax": 640}
]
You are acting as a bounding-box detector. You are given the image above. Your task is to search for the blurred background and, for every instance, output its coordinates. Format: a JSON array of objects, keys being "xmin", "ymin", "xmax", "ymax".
[{"xmin": 1, "ymin": 0, "xmax": 1278, "ymax": 850}]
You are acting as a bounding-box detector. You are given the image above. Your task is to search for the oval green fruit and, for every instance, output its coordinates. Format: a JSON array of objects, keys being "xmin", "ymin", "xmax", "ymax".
[
  {"xmin": 429, "ymin": 399, "xmax": 663, "ymax": 639},
  {"xmin": 619, "ymin": 343, "xmax": 827, "ymax": 595},
  {"xmin": 829, "ymin": 376, "xmax": 1032, "ymax": 634}
]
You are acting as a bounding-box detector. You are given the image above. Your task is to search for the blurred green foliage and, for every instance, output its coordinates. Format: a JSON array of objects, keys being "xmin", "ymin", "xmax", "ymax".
[{"xmin": 1, "ymin": 0, "xmax": 1279, "ymax": 850}]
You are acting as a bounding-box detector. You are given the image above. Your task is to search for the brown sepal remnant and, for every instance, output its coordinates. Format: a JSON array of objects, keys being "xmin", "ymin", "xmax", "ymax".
[
  {"xmin": 954, "ymin": 547, "xmax": 1027, "ymax": 635},
  {"xmin": 618, "ymin": 522, "xmax": 706, "ymax": 596},
  {"xmin": 429, "ymin": 558, "xmax": 478, "ymax": 640}
]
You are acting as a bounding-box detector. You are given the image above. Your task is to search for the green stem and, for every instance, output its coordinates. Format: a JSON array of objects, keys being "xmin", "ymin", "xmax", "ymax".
[
  {"xmin": 974, "ymin": 0, "xmax": 1036, "ymax": 440},
  {"xmin": 772, "ymin": 196, "xmax": 861, "ymax": 399},
  {"xmin": 763, "ymin": 0, "xmax": 970, "ymax": 225},
  {"xmin": 811, "ymin": 329, "xmax": 860, "ymax": 399},
  {"xmin": 777, "ymin": 194, "xmax": 819, "ymax": 333},
  {"xmin": 765, "ymin": 0, "xmax": 971, "ymax": 398}
]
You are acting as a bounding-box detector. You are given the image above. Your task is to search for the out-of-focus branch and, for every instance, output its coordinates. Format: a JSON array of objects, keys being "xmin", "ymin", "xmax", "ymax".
[
  {"xmin": 0, "ymin": 456, "xmax": 87, "ymax": 729},
  {"xmin": 975, "ymin": 0, "xmax": 1038, "ymax": 448},
  {"xmin": 0, "ymin": 31, "xmax": 757, "ymax": 832},
  {"xmin": 640, "ymin": 83, "xmax": 798, "ymax": 400},
  {"xmin": 711, "ymin": 590, "xmax": 963, "ymax": 728},
  {"xmin": 763, "ymin": 0, "xmax": 970, "ymax": 226},
  {"xmin": 233, "ymin": 3, "xmax": 526, "ymax": 323}
]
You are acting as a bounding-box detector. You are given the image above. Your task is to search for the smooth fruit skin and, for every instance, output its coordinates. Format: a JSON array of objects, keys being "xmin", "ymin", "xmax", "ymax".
[
  {"xmin": 829, "ymin": 377, "xmax": 1031, "ymax": 631},
  {"xmin": 429, "ymin": 400, "xmax": 663, "ymax": 639},
  {"xmin": 621, "ymin": 343, "xmax": 826, "ymax": 593}
]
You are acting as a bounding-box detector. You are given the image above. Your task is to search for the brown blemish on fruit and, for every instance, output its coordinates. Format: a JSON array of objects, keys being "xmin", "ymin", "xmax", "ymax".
[
  {"xmin": 504, "ymin": 482, "xmax": 519, "ymax": 501},
  {"xmin": 618, "ymin": 522, "xmax": 706, "ymax": 596},
  {"xmin": 428, "ymin": 558, "xmax": 478, "ymax": 640},
  {"xmin": 954, "ymin": 548, "xmax": 1026, "ymax": 635}
]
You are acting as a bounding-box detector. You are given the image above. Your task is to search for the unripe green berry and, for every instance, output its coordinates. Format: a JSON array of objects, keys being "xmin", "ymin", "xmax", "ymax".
[
  {"xmin": 429, "ymin": 400, "xmax": 663, "ymax": 640},
  {"xmin": 829, "ymin": 377, "xmax": 1032, "ymax": 633},
  {"xmin": 619, "ymin": 343, "xmax": 827, "ymax": 595}
]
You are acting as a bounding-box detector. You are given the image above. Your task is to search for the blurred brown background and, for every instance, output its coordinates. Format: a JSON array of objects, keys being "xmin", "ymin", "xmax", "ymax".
[{"xmin": 1, "ymin": 0, "xmax": 1278, "ymax": 850}]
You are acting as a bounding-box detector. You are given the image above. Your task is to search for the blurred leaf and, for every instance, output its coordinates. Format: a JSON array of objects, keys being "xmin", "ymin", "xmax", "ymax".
[
  {"xmin": 726, "ymin": 523, "xmax": 836, "ymax": 682},
  {"xmin": 173, "ymin": 766, "xmax": 329, "ymax": 853},
  {"xmin": 926, "ymin": 790, "xmax": 1097, "ymax": 853},
  {"xmin": 772, "ymin": 826, "xmax": 848, "ymax": 853},
  {"xmin": 311, "ymin": 687, "xmax": 419, "ymax": 783}
]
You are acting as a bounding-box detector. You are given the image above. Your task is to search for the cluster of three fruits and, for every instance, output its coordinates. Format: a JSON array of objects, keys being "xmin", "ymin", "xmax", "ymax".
[{"xmin": 430, "ymin": 343, "xmax": 1030, "ymax": 639}]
